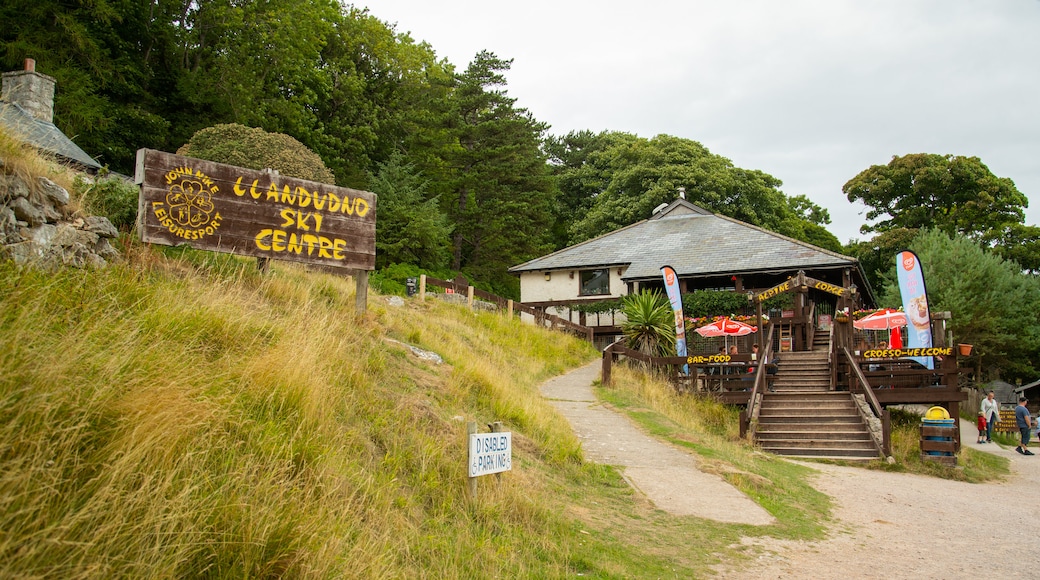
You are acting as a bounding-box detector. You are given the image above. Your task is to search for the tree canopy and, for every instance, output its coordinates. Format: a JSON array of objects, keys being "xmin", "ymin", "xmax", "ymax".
[
  {"xmin": 549, "ymin": 131, "xmax": 839, "ymax": 250},
  {"xmin": 879, "ymin": 229, "xmax": 1040, "ymax": 382},
  {"xmin": 843, "ymin": 153, "xmax": 1028, "ymax": 246}
]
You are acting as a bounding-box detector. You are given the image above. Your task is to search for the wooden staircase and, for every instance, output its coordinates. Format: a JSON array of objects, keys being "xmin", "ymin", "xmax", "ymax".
[{"xmin": 755, "ymin": 331, "xmax": 880, "ymax": 460}]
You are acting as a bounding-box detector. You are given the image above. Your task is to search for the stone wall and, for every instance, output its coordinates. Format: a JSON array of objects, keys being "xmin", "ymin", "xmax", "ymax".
[{"xmin": 0, "ymin": 166, "xmax": 121, "ymax": 268}]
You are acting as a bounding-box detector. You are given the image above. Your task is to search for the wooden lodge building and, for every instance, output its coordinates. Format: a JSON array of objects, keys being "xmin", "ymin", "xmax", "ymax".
[
  {"xmin": 512, "ymin": 198, "xmax": 968, "ymax": 462},
  {"xmin": 510, "ymin": 198, "xmax": 876, "ymax": 351}
]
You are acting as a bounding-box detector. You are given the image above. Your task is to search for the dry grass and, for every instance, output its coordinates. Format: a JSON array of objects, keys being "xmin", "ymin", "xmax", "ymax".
[
  {"xmin": 0, "ymin": 126, "xmax": 79, "ymax": 210},
  {"xmin": 0, "ymin": 252, "xmax": 605, "ymax": 577}
]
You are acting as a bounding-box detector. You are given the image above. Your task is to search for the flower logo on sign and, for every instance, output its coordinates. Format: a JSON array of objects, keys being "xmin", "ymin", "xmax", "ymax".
[{"xmin": 167, "ymin": 179, "xmax": 215, "ymax": 228}]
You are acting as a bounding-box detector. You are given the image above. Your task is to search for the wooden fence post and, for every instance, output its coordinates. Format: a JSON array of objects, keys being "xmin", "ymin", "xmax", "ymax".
[
  {"xmin": 355, "ymin": 270, "xmax": 368, "ymax": 315},
  {"xmin": 467, "ymin": 285, "xmax": 474, "ymax": 310},
  {"xmin": 491, "ymin": 421, "xmax": 504, "ymax": 483},
  {"xmin": 602, "ymin": 345, "xmax": 612, "ymax": 387},
  {"xmin": 419, "ymin": 274, "xmax": 426, "ymax": 301},
  {"xmin": 467, "ymin": 421, "xmax": 478, "ymax": 500},
  {"xmin": 507, "ymin": 299, "xmax": 513, "ymax": 318},
  {"xmin": 882, "ymin": 409, "xmax": 891, "ymax": 456}
]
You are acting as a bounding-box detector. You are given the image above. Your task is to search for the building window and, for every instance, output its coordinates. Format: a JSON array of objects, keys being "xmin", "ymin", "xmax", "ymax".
[{"xmin": 580, "ymin": 269, "xmax": 610, "ymax": 296}]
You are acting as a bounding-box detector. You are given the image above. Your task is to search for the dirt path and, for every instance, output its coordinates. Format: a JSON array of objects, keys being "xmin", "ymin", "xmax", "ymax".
[
  {"xmin": 544, "ymin": 364, "xmax": 1040, "ymax": 577},
  {"xmin": 540, "ymin": 362, "xmax": 774, "ymax": 525},
  {"xmin": 727, "ymin": 419, "xmax": 1040, "ymax": 578}
]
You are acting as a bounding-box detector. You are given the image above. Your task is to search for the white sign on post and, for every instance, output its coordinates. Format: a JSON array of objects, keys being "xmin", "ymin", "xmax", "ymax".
[{"xmin": 469, "ymin": 432, "xmax": 512, "ymax": 477}]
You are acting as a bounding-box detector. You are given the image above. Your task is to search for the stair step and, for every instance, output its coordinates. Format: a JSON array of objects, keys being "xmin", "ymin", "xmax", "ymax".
[
  {"xmin": 757, "ymin": 423, "xmax": 869, "ymax": 433},
  {"xmin": 763, "ymin": 449, "xmax": 879, "ymax": 461},
  {"xmin": 761, "ymin": 403, "xmax": 856, "ymax": 411},
  {"xmin": 760, "ymin": 446, "xmax": 880, "ymax": 459},
  {"xmin": 772, "ymin": 380, "xmax": 831, "ymax": 386},
  {"xmin": 760, "ymin": 409, "xmax": 858, "ymax": 416},
  {"xmin": 759, "ymin": 439, "xmax": 878, "ymax": 450},
  {"xmin": 758, "ymin": 414, "xmax": 864, "ymax": 424},
  {"xmin": 762, "ymin": 391, "xmax": 850, "ymax": 398},
  {"xmin": 757, "ymin": 430, "xmax": 872, "ymax": 440}
]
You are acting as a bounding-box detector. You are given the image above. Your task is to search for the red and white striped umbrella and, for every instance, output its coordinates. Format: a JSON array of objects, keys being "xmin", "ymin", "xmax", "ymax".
[
  {"xmin": 694, "ymin": 317, "xmax": 757, "ymax": 337},
  {"xmin": 853, "ymin": 308, "xmax": 907, "ymax": 331}
]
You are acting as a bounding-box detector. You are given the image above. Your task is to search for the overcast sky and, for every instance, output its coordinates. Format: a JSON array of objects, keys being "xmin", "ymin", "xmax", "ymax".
[{"xmin": 361, "ymin": 0, "xmax": 1040, "ymax": 242}]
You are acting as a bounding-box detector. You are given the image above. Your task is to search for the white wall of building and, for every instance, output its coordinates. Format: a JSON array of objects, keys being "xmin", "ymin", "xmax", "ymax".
[{"xmin": 518, "ymin": 268, "xmax": 630, "ymax": 303}]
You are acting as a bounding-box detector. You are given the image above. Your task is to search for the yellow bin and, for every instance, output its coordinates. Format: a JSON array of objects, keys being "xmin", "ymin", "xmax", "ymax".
[{"xmin": 924, "ymin": 406, "xmax": 950, "ymax": 421}]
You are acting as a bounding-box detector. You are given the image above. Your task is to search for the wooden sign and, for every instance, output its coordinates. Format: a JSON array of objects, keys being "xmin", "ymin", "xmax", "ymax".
[{"xmin": 135, "ymin": 149, "xmax": 376, "ymax": 271}]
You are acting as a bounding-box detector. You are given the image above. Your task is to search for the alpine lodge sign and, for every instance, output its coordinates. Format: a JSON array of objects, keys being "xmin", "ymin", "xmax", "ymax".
[{"xmin": 135, "ymin": 149, "xmax": 376, "ymax": 271}]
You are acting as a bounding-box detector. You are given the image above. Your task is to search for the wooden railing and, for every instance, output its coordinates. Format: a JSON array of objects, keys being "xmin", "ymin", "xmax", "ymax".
[
  {"xmin": 601, "ymin": 340, "xmax": 776, "ymax": 399},
  {"xmin": 842, "ymin": 346, "xmax": 891, "ymax": 456},
  {"xmin": 743, "ymin": 324, "xmax": 775, "ymax": 439},
  {"xmin": 418, "ymin": 274, "xmax": 593, "ymax": 341},
  {"xmin": 805, "ymin": 302, "xmax": 816, "ymax": 352}
]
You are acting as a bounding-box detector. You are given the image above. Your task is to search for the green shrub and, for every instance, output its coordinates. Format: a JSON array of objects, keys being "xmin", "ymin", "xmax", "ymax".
[
  {"xmin": 177, "ymin": 124, "xmax": 335, "ymax": 184},
  {"xmin": 681, "ymin": 289, "xmax": 750, "ymax": 318},
  {"xmin": 74, "ymin": 173, "xmax": 139, "ymax": 231}
]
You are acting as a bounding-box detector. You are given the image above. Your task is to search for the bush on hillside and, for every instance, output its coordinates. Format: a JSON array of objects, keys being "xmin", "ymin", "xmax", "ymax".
[
  {"xmin": 177, "ymin": 124, "xmax": 335, "ymax": 184},
  {"xmin": 74, "ymin": 172, "xmax": 139, "ymax": 231}
]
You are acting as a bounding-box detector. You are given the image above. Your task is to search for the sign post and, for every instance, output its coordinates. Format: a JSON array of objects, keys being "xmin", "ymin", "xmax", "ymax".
[{"xmin": 467, "ymin": 422, "xmax": 512, "ymax": 500}]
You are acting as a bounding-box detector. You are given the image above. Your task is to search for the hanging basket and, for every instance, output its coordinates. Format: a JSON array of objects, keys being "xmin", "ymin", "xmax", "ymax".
[{"xmin": 957, "ymin": 344, "xmax": 973, "ymax": 356}]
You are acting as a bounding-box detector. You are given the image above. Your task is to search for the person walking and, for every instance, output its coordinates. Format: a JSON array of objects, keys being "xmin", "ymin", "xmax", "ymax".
[
  {"xmin": 981, "ymin": 390, "xmax": 1000, "ymax": 443},
  {"xmin": 1015, "ymin": 397, "xmax": 1033, "ymax": 455}
]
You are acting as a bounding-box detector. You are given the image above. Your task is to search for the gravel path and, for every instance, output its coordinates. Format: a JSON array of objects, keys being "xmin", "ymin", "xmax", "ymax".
[
  {"xmin": 541, "ymin": 362, "xmax": 774, "ymax": 525},
  {"xmin": 543, "ymin": 364, "xmax": 1040, "ymax": 578},
  {"xmin": 727, "ymin": 419, "xmax": 1040, "ymax": 579}
]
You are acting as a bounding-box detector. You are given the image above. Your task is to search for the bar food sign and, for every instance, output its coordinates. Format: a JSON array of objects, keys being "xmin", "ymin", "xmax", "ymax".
[{"xmin": 135, "ymin": 149, "xmax": 376, "ymax": 270}]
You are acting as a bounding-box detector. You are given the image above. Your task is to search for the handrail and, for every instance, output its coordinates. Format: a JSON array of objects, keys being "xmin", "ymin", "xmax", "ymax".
[
  {"xmin": 828, "ymin": 323, "xmax": 837, "ymax": 389},
  {"xmin": 842, "ymin": 346, "xmax": 882, "ymax": 419},
  {"xmin": 841, "ymin": 346, "xmax": 889, "ymax": 455},
  {"xmin": 422, "ymin": 275, "xmax": 593, "ymax": 340},
  {"xmin": 806, "ymin": 302, "xmax": 816, "ymax": 350},
  {"xmin": 745, "ymin": 323, "xmax": 775, "ymax": 438}
]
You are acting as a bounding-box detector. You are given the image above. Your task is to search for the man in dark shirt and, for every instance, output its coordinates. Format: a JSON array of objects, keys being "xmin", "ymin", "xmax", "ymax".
[{"xmin": 1015, "ymin": 397, "xmax": 1033, "ymax": 455}]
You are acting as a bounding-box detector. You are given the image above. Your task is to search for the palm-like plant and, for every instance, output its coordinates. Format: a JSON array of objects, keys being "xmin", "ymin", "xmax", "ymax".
[{"xmin": 620, "ymin": 290, "xmax": 676, "ymax": 357}]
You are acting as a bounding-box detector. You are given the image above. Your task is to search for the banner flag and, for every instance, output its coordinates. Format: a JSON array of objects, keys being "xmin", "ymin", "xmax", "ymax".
[
  {"xmin": 895, "ymin": 250, "xmax": 934, "ymax": 370},
  {"xmin": 660, "ymin": 265, "xmax": 688, "ymax": 374}
]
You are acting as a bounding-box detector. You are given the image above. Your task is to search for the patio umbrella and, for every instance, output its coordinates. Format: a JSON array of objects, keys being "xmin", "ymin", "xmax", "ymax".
[
  {"xmin": 694, "ymin": 317, "xmax": 757, "ymax": 350},
  {"xmin": 694, "ymin": 316, "xmax": 757, "ymax": 338},
  {"xmin": 853, "ymin": 308, "xmax": 908, "ymax": 331}
]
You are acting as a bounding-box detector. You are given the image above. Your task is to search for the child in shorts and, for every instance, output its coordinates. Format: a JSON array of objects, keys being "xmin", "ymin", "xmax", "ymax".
[{"xmin": 977, "ymin": 411, "xmax": 987, "ymax": 444}]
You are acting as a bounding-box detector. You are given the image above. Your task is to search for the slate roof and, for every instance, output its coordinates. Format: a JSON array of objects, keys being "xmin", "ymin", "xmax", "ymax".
[
  {"xmin": 0, "ymin": 102, "xmax": 101, "ymax": 170},
  {"xmin": 511, "ymin": 199, "xmax": 863, "ymax": 282},
  {"xmin": 988, "ymin": 380, "xmax": 1020, "ymax": 406},
  {"xmin": 1014, "ymin": 379, "xmax": 1040, "ymax": 397}
]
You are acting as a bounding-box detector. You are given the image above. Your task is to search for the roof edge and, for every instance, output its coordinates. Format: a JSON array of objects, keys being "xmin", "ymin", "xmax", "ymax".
[{"xmin": 508, "ymin": 218, "xmax": 650, "ymax": 273}]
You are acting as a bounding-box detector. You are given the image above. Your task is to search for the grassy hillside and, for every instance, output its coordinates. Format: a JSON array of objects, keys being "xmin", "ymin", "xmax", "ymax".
[
  {"xmin": 0, "ymin": 248, "xmax": 604, "ymax": 577},
  {"xmin": 0, "ymin": 245, "xmax": 840, "ymax": 578}
]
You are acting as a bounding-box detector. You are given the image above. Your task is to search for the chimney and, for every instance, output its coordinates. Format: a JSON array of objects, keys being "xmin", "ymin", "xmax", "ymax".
[{"xmin": 2, "ymin": 58, "xmax": 56, "ymax": 124}]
